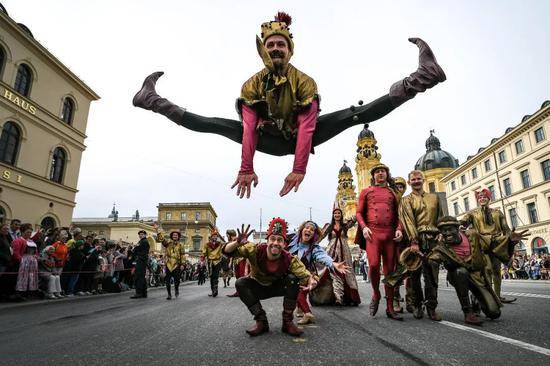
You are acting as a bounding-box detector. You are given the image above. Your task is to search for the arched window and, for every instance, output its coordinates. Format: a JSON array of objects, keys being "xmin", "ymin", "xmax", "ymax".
[
  {"xmin": 61, "ymin": 97, "xmax": 74, "ymax": 124},
  {"xmin": 49, "ymin": 147, "xmax": 66, "ymax": 183},
  {"xmin": 0, "ymin": 206, "xmax": 5, "ymax": 224},
  {"xmin": 0, "ymin": 47, "xmax": 5, "ymax": 78},
  {"xmin": 0, "ymin": 122, "xmax": 21, "ymax": 165},
  {"xmin": 40, "ymin": 216, "xmax": 56, "ymax": 230},
  {"xmin": 14, "ymin": 64, "xmax": 32, "ymax": 96}
]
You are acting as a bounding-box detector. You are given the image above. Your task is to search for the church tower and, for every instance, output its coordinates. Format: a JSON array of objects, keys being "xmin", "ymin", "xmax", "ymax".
[
  {"xmin": 355, "ymin": 124, "xmax": 382, "ymax": 191},
  {"xmin": 336, "ymin": 160, "xmax": 357, "ymax": 221}
]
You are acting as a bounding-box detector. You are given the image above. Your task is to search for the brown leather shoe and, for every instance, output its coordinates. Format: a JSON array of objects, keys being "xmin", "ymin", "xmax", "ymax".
[
  {"xmin": 386, "ymin": 310, "xmax": 404, "ymax": 321},
  {"xmin": 427, "ymin": 308, "xmax": 442, "ymax": 321},
  {"xmin": 369, "ymin": 298, "xmax": 380, "ymax": 316},
  {"xmin": 464, "ymin": 312, "xmax": 483, "ymax": 326},
  {"xmin": 282, "ymin": 298, "xmax": 304, "ymax": 337},
  {"xmin": 246, "ymin": 303, "xmax": 269, "ymax": 337}
]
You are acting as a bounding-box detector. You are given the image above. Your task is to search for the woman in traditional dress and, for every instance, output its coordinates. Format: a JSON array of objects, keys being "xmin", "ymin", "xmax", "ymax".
[{"xmin": 322, "ymin": 208, "xmax": 361, "ymax": 306}]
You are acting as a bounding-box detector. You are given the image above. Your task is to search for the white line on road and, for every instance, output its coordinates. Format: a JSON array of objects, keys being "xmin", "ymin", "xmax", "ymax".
[
  {"xmin": 440, "ymin": 321, "xmax": 550, "ymax": 357},
  {"xmin": 439, "ymin": 288, "xmax": 550, "ymax": 299}
]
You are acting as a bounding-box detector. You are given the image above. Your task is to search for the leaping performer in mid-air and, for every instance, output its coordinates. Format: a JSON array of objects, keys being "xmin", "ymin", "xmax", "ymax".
[{"xmin": 133, "ymin": 12, "xmax": 446, "ymax": 198}]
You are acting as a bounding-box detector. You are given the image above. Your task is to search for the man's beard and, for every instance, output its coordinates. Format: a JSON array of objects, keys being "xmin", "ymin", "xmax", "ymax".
[{"xmin": 270, "ymin": 51, "xmax": 287, "ymax": 72}]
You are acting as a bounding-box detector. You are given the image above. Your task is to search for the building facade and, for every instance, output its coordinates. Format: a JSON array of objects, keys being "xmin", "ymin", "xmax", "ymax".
[
  {"xmin": 442, "ymin": 101, "xmax": 550, "ymax": 255},
  {"xmin": 157, "ymin": 202, "xmax": 217, "ymax": 256},
  {"xmin": 0, "ymin": 5, "xmax": 99, "ymax": 229}
]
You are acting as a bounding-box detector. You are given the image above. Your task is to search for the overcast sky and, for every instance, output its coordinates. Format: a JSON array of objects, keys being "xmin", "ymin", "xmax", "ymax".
[{"xmin": 4, "ymin": 0, "xmax": 549, "ymax": 231}]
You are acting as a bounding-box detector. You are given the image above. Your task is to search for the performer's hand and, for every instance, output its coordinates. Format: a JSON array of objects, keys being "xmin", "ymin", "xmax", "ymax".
[
  {"xmin": 236, "ymin": 224, "xmax": 254, "ymax": 246},
  {"xmin": 231, "ymin": 172, "xmax": 258, "ymax": 199},
  {"xmin": 511, "ymin": 229, "xmax": 530, "ymax": 243},
  {"xmin": 410, "ymin": 242, "xmax": 420, "ymax": 253},
  {"xmin": 279, "ymin": 172, "xmax": 304, "ymax": 197},
  {"xmin": 301, "ymin": 276, "xmax": 318, "ymax": 291},
  {"xmin": 394, "ymin": 230, "xmax": 403, "ymax": 242},
  {"xmin": 333, "ymin": 261, "xmax": 351, "ymax": 275},
  {"xmin": 363, "ymin": 227, "xmax": 372, "ymax": 241}
]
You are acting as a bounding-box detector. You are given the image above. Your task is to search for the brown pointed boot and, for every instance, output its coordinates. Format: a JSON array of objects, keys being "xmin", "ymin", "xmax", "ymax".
[
  {"xmin": 245, "ymin": 303, "xmax": 269, "ymax": 337},
  {"xmin": 426, "ymin": 308, "xmax": 442, "ymax": 321},
  {"xmin": 281, "ymin": 298, "xmax": 303, "ymax": 337},
  {"xmin": 385, "ymin": 297, "xmax": 403, "ymax": 321},
  {"xmin": 132, "ymin": 72, "xmax": 186, "ymax": 122}
]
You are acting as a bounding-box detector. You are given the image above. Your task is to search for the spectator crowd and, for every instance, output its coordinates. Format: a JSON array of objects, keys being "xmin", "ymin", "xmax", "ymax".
[
  {"xmin": 502, "ymin": 252, "xmax": 550, "ymax": 280},
  {"xmin": 0, "ymin": 219, "xmax": 205, "ymax": 302}
]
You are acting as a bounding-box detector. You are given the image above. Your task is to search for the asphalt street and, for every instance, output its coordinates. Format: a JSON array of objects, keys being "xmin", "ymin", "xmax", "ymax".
[{"xmin": 0, "ymin": 277, "xmax": 549, "ymax": 366}]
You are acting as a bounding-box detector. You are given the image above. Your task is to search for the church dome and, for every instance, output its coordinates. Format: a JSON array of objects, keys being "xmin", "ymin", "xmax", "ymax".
[
  {"xmin": 358, "ymin": 123, "xmax": 375, "ymax": 139},
  {"xmin": 339, "ymin": 160, "xmax": 352, "ymax": 174},
  {"xmin": 414, "ymin": 131, "xmax": 459, "ymax": 171}
]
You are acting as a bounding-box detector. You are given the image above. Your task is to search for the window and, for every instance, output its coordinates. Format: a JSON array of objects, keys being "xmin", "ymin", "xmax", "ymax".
[
  {"xmin": 195, "ymin": 211, "xmax": 201, "ymax": 221},
  {"xmin": 503, "ymin": 178, "xmax": 512, "ymax": 196},
  {"xmin": 453, "ymin": 202, "xmax": 459, "ymax": 216},
  {"xmin": 488, "ymin": 185, "xmax": 496, "ymax": 200},
  {"xmin": 527, "ymin": 203, "xmax": 538, "ymax": 224},
  {"xmin": 49, "ymin": 147, "xmax": 66, "ymax": 183},
  {"xmin": 428, "ymin": 182, "xmax": 436, "ymax": 193},
  {"xmin": 471, "ymin": 167, "xmax": 478, "ymax": 180},
  {"xmin": 181, "ymin": 212, "xmax": 187, "ymax": 220},
  {"xmin": 451, "ymin": 181, "xmax": 456, "ymax": 191},
  {"xmin": 165, "ymin": 212, "xmax": 172, "ymax": 220},
  {"xmin": 463, "ymin": 197, "xmax": 470, "ymax": 212},
  {"xmin": 193, "ymin": 237, "xmax": 201, "ymax": 251},
  {"xmin": 498, "ymin": 151, "xmax": 507, "ymax": 164},
  {"xmin": 460, "ymin": 175, "xmax": 466, "ymax": 185},
  {"xmin": 0, "ymin": 122, "xmax": 21, "ymax": 165},
  {"xmin": 484, "ymin": 159, "xmax": 492, "ymax": 172},
  {"xmin": 0, "ymin": 206, "xmax": 5, "ymax": 224},
  {"xmin": 515, "ymin": 140, "xmax": 524, "ymax": 154},
  {"xmin": 509, "ymin": 208, "xmax": 518, "ymax": 229},
  {"xmin": 195, "ymin": 228, "xmax": 200, "ymax": 234},
  {"xmin": 0, "ymin": 47, "xmax": 5, "ymax": 77},
  {"xmin": 520, "ymin": 169, "xmax": 531, "ymax": 189},
  {"xmin": 14, "ymin": 64, "xmax": 32, "ymax": 96},
  {"xmin": 99, "ymin": 231, "xmax": 105, "ymax": 235},
  {"xmin": 534, "ymin": 127, "xmax": 545, "ymax": 143},
  {"xmin": 40, "ymin": 217, "xmax": 56, "ymax": 230},
  {"xmin": 542, "ymin": 159, "xmax": 550, "ymax": 181},
  {"xmin": 61, "ymin": 98, "xmax": 75, "ymax": 124}
]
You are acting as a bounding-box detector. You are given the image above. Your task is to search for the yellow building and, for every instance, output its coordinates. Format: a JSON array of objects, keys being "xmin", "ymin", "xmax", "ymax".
[
  {"xmin": 442, "ymin": 100, "xmax": 550, "ymax": 255},
  {"xmin": 335, "ymin": 124, "xmax": 383, "ymax": 247},
  {"xmin": 0, "ymin": 5, "xmax": 99, "ymax": 228},
  {"xmin": 157, "ymin": 202, "xmax": 217, "ymax": 256},
  {"xmin": 72, "ymin": 209, "xmax": 160, "ymax": 252}
]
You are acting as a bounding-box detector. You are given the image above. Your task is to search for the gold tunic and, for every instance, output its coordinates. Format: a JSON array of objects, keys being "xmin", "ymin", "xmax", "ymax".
[
  {"xmin": 461, "ymin": 207, "xmax": 512, "ymax": 261},
  {"xmin": 228, "ymin": 242, "xmax": 311, "ymax": 286},
  {"xmin": 399, "ymin": 191, "xmax": 443, "ymax": 242},
  {"xmin": 163, "ymin": 241, "xmax": 185, "ymax": 272},
  {"xmin": 239, "ymin": 64, "xmax": 317, "ymax": 139},
  {"xmin": 202, "ymin": 241, "xmax": 223, "ymax": 265}
]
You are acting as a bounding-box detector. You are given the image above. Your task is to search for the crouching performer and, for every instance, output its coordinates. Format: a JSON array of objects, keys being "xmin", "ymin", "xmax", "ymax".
[
  {"xmin": 222, "ymin": 219, "xmax": 317, "ymax": 337},
  {"xmin": 429, "ymin": 216, "xmax": 528, "ymax": 325}
]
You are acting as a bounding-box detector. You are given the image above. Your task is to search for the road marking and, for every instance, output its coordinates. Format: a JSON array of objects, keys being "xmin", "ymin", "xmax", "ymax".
[
  {"xmin": 440, "ymin": 288, "xmax": 550, "ymax": 299},
  {"xmin": 440, "ymin": 321, "xmax": 550, "ymax": 357}
]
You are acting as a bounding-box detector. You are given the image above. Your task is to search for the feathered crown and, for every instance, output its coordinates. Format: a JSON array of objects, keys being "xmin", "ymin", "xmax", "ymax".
[
  {"xmin": 209, "ymin": 227, "xmax": 220, "ymax": 238},
  {"xmin": 267, "ymin": 217, "xmax": 288, "ymax": 239},
  {"xmin": 260, "ymin": 11, "xmax": 294, "ymax": 53}
]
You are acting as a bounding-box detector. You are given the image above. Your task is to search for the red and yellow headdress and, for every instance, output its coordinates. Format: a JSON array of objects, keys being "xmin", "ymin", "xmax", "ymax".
[
  {"xmin": 475, "ymin": 188, "xmax": 492, "ymax": 201},
  {"xmin": 260, "ymin": 12, "xmax": 294, "ymax": 53},
  {"xmin": 267, "ymin": 217, "xmax": 288, "ymax": 240}
]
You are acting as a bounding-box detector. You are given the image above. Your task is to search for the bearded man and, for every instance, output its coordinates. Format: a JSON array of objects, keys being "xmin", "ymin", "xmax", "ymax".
[
  {"xmin": 355, "ymin": 163, "xmax": 404, "ymax": 320},
  {"xmin": 133, "ymin": 12, "xmax": 446, "ymax": 198},
  {"xmin": 223, "ymin": 219, "xmax": 316, "ymax": 337},
  {"xmin": 399, "ymin": 170, "xmax": 443, "ymax": 320},
  {"xmin": 460, "ymin": 189, "xmax": 517, "ymax": 303}
]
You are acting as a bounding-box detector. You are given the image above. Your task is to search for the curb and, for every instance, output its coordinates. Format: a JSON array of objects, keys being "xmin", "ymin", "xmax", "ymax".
[{"xmin": 0, "ymin": 280, "xmax": 198, "ymax": 310}]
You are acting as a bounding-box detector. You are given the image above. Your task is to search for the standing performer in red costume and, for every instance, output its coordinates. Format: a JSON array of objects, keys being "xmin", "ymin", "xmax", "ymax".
[{"xmin": 355, "ymin": 163, "xmax": 404, "ymax": 320}]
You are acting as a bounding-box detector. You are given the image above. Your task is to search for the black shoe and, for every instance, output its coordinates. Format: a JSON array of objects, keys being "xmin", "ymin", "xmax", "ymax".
[
  {"xmin": 166, "ymin": 295, "xmax": 172, "ymax": 300},
  {"xmin": 499, "ymin": 297, "xmax": 517, "ymax": 304},
  {"xmin": 130, "ymin": 295, "xmax": 145, "ymax": 299}
]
